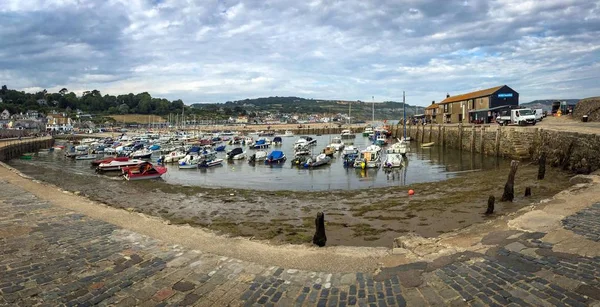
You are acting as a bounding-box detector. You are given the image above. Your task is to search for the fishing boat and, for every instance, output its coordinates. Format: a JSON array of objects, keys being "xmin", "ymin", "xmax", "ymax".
[
  {"xmin": 121, "ymin": 162, "xmax": 167, "ymax": 180},
  {"xmin": 75, "ymin": 154, "xmax": 99, "ymax": 160},
  {"xmin": 199, "ymin": 158, "xmax": 224, "ymax": 167},
  {"xmin": 340, "ymin": 129, "xmax": 355, "ymax": 139},
  {"xmin": 162, "ymin": 151, "xmax": 187, "ymax": 163},
  {"xmin": 250, "ymin": 138, "xmax": 271, "ymax": 149},
  {"xmin": 421, "ymin": 142, "xmax": 435, "ymax": 148},
  {"xmin": 362, "ymin": 127, "xmax": 373, "ymax": 137},
  {"xmin": 91, "ymin": 156, "xmax": 129, "ymax": 166},
  {"xmin": 130, "ymin": 149, "xmax": 153, "ymax": 159},
  {"xmin": 272, "ymin": 136, "xmax": 283, "ymax": 145},
  {"xmin": 354, "ymin": 145, "xmax": 382, "ymax": 169},
  {"xmin": 387, "ymin": 140, "xmax": 409, "ymax": 156},
  {"xmin": 293, "ymin": 136, "xmax": 316, "ymax": 149},
  {"xmin": 329, "ymin": 137, "xmax": 345, "ymax": 151},
  {"xmin": 226, "ymin": 148, "xmax": 246, "ymax": 160},
  {"xmin": 265, "ymin": 150, "xmax": 286, "ymax": 164},
  {"xmin": 375, "ymin": 134, "xmax": 388, "ymax": 146},
  {"xmin": 97, "ymin": 159, "xmax": 146, "ymax": 172},
  {"xmin": 342, "ymin": 145, "xmax": 359, "ymax": 167},
  {"xmin": 322, "ymin": 146, "xmax": 335, "ymax": 157},
  {"xmin": 303, "ymin": 153, "xmax": 331, "ymax": 168}
]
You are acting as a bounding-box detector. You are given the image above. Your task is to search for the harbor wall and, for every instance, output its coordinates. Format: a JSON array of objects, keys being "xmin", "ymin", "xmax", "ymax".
[
  {"xmin": 0, "ymin": 137, "xmax": 55, "ymax": 162},
  {"xmin": 390, "ymin": 124, "xmax": 600, "ymax": 174}
]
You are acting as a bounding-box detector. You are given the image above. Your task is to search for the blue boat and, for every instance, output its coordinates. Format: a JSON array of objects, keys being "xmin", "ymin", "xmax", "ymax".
[
  {"xmin": 265, "ymin": 150, "xmax": 286, "ymax": 164},
  {"xmin": 251, "ymin": 138, "xmax": 271, "ymax": 149},
  {"xmin": 148, "ymin": 144, "xmax": 161, "ymax": 151},
  {"xmin": 215, "ymin": 145, "xmax": 226, "ymax": 152}
]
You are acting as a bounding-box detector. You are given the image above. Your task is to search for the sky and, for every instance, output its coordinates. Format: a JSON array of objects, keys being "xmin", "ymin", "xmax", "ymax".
[{"xmin": 1, "ymin": 0, "xmax": 599, "ymax": 106}]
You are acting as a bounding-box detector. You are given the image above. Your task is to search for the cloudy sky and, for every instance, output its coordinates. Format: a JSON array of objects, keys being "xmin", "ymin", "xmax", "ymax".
[{"xmin": 1, "ymin": 0, "xmax": 599, "ymax": 106}]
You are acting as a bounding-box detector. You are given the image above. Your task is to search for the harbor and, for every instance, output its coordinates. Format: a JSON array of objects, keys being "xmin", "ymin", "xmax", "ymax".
[{"xmin": 7, "ymin": 128, "xmax": 571, "ymax": 247}]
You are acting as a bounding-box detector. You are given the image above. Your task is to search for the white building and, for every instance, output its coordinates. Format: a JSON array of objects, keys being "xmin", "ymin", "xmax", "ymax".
[
  {"xmin": 1, "ymin": 109, "xmax": 10, "ymax": 120},
  {"xmin": 46, "ymin": 114, "xmax": 73, "ymax": 131}
]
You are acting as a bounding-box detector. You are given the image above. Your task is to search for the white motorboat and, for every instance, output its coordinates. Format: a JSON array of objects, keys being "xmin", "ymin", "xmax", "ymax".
[
  {"xmin": 293, "ymin": 136, "xmax": 317, "ymax": 149},
  {"xmin": 354, "ymin": 145, "xmax": 382, "ymax": 169},
  {"xmin": 75, "ymin": 154, "xmax": 99, "ymax": 160},
  {"xmin": 387, "ymin": 140, "xmax": 410, "ymax": 156},
  {"xmin": 163, "ymin": 151, "xmax": 187, "ymax": 163},
  {"xmin": 178, "ymin": 154, "xmax": 203, "ymax": 169},
  {"xmin": 130, "ymin": 149, "xmax": 153, "ymax": 159},
  {"xmin": 97, "ymin": 159, "xmax": 146, "ymax": 171},
  {"xmin": 342, "ymin": 145, "xmax": 359, "ymax": 156},
  {"xmin": 226, "ymin": 148, "xmax": 246, "ymax": 160},
  {"xmin": 340, "ymin": 129, "xmax": 355, "ymax": 139},
  {"xmin": 329, "ymin": 137, "xmax": 345, "ymax": 151},
  {"xmin": 283, "ymin": 130, "xmax": 294, "ymax": 137},
  {"xmin": 75, "ymin": 144, "xmax": 90, "ymax": 151},
  {"xmin": 383, "ymin": 153, "xmax": 406, "ymax": 168}
]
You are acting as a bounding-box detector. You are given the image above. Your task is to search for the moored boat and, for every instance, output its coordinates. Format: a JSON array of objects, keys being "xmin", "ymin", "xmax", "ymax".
[
  {"xmin": 383, "ymin": 152, "xmax": 406, "ymax": 169},
  {"xmin": 329, "ymin": 137, "xmax": 345, "ymax": 151},
  {"xmin": 178, "ymin": 154, "xmax": 203, "ymax": 169},
  {"xmin": 362, "ymin": 127, "xmax": 373, "ymax": 137},
  {"xmin": 354, "ymin": 145, "xmax": 382, "ymax": 169},
  {"xmin": 121, "ymin": 162, "xmax": 167, "ymax": 180},
  {"xmin": 251, "ymin": 138, "xmax": 271, "ymax": 149},
  {"xmin": 387, "ymin": 140, "xmax": 410, "ymax": 156},
  {"xmin": 199, "ymin": 158, "xmax": 224, "ymax": 168},
  {"xmin": 265, "ymin": 150, "xmax": 286, "ymax": 164},
  {"xmin": 130, "ymin": 149, "xmax": 153, "ymax": 159},
  {"xmin": 75, "ymin": 154, "xmax": 99, "ymax": 160},
  {"xmin": 340, "ymin": 129, "xmax": 355, "ymax": 139},
  {"xmin": 162, "ymin": 151, "xmax": 187, "ymax": 163},
  {"xmin": 303, "ymin": 153, "xmax": 331, "ymax": 168},
  {"xmin": 272, "ymin": 136, "xmax": 283, "ymax": 145},
  {"xmin": 293, "ymin": 136, "xmax": 316, "ymax": 149},
  {"xmin": 91, "ymin": 156, "xmax": 129, "ymax": 166},
  {"xmin": 97, "ymin": 158, "xmax": 146, "ymax": 172},
  {"xmin": 421, "ymin": 142, "xmax": 435, "ymax": 148},
  {"xmin": 226, "ymin": 148, "xmax": 246, "ymax": 160}
]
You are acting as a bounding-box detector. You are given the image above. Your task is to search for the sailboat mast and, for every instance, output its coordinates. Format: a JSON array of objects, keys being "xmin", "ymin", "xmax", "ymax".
[
  {"xmin": 372, "ymin": 96, "xmax": 375, "ymax": 123},
  {"xmin": 403, "ymin": 91, "xmax": 406, "ymax": 139},
  {"xmin": 349, "ymin": 101, "xmax": 351, "ymax": 125}
]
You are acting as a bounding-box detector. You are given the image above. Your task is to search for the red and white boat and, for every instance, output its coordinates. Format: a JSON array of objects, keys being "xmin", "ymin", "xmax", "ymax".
[
  {"xmin": 121, "ymin": 162, "xmax": 167, "ymax": 181},
  {"xmin": 96, "ymin": 158, "xmax": 146, "ymax": 172},
  {"xmin": 91, "ymin": 156, "xmax": 129, "ymax": 166}
]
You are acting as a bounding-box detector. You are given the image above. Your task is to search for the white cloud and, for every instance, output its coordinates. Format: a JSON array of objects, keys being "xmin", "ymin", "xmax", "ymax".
[{"xmin": 0, "ymin": 0, "xmax": 598, "ymax": 105}]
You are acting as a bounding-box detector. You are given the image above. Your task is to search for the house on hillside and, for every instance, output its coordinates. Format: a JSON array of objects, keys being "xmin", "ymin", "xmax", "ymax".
[
  {"xmin": 25, "ymin": 110, "xmax": 40, "ymax": 119},
  {"xmin": 1, "ymin": 109, "xmax": 10, "ymax": 120},
  {"xmin": 437, "ymin": 85, "xmax": 519, "ymax": 124},
  {"xmin": 46, "ymin": 114, "xmax": 73, "ymax": 131},
  {"xmin": 37, "ymin": 99, "xmax": 48, "ymax": 106},
  {"xmin": 235, "ymin": 116, "xmax": 248, "ymax": 124}
]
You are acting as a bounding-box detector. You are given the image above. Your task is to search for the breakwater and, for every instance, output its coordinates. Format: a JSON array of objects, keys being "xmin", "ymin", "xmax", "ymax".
[
  {"xmin": 0, "ymin": 137, "xmax": 54, "ymax": 162},
  {"xmin": 392, "ymin": 124, "xmax": 600, "ymax": 174}
]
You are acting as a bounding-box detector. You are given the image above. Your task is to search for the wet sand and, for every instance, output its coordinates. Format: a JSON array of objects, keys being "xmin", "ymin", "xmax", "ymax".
[{"xmin": 10, "ymin": 158, "xmax": 570, "ymax": 247}]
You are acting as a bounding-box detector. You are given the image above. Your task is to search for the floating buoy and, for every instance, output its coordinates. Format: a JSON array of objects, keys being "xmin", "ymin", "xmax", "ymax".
[
  {"xmin": 361, "ymin": 162, "xmax": 366, "ymax": 169},
  {"xmin": 408, "ymin": 189, "xmax": 415, "ymax": 196}
]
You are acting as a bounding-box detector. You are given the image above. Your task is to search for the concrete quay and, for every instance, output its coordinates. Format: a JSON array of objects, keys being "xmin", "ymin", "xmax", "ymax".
[{"xmin": 1, "ymin": 164, "xmax": 600, "ymax": 306}]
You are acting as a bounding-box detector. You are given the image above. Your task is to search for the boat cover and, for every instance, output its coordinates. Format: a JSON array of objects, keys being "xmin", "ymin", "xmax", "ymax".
[
  {"xmin": 228, "ymin": 148, "xmax": 243, "ymax": 157},
  {"xmin": 267, "ymin": 150, "xmax": 285, "ymax": 160}
]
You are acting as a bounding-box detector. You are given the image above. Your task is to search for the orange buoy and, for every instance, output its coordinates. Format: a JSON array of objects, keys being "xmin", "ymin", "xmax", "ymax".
[{"xmin": 408, "ymin": 189, "xmax": 415, "ymax": 196}]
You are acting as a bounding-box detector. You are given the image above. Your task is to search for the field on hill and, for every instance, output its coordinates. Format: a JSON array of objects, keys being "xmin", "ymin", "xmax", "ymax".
[{"xmin": 108, "ymin": 114, "xmax": 166, "ymax": 124}]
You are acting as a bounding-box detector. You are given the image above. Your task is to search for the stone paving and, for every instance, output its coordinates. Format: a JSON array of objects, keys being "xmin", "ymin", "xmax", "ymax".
[{"xmin": 1, "ymin": 178, "xmax": 600, "ymax": 306}]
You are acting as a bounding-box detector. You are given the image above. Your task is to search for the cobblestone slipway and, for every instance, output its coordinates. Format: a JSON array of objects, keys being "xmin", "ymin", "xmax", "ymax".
[{"xmin": 1, "ymin": 166, "xmax": 600, "ymax": 306}]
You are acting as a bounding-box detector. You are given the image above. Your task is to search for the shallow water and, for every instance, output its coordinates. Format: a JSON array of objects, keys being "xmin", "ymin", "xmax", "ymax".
[
  {"xmin": 20, "ymin": 134, "xmax": 508, "ymax": 191},
  {"xmin": 8, "ymin": 135, "xmax": 571, "ymax": 247}
]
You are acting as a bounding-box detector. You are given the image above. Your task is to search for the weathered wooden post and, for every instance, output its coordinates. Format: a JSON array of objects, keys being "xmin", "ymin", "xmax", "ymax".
[
  {"xmin": 313, "ymin": 212, "xmax": 327, "ymax": 247},
  {"xmin": 524, "ymin": 187, "xmax": 531, "ymax": 197},
  {"xmin": 501, "ymin": 160, "xmax": 520, "ymax": 202},
  {"xmin": 538, "ymin": 152, "xmax": 546, "ymax": 180},
  {"xmin": 485, "ymin": 195, "xmax": 495, "ymax": 215}
]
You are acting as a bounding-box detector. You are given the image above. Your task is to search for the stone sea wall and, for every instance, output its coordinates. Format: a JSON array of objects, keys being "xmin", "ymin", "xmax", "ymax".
[{"xmin": 391, "ymin": 124, "xmax": 600, "ymax": 174}]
